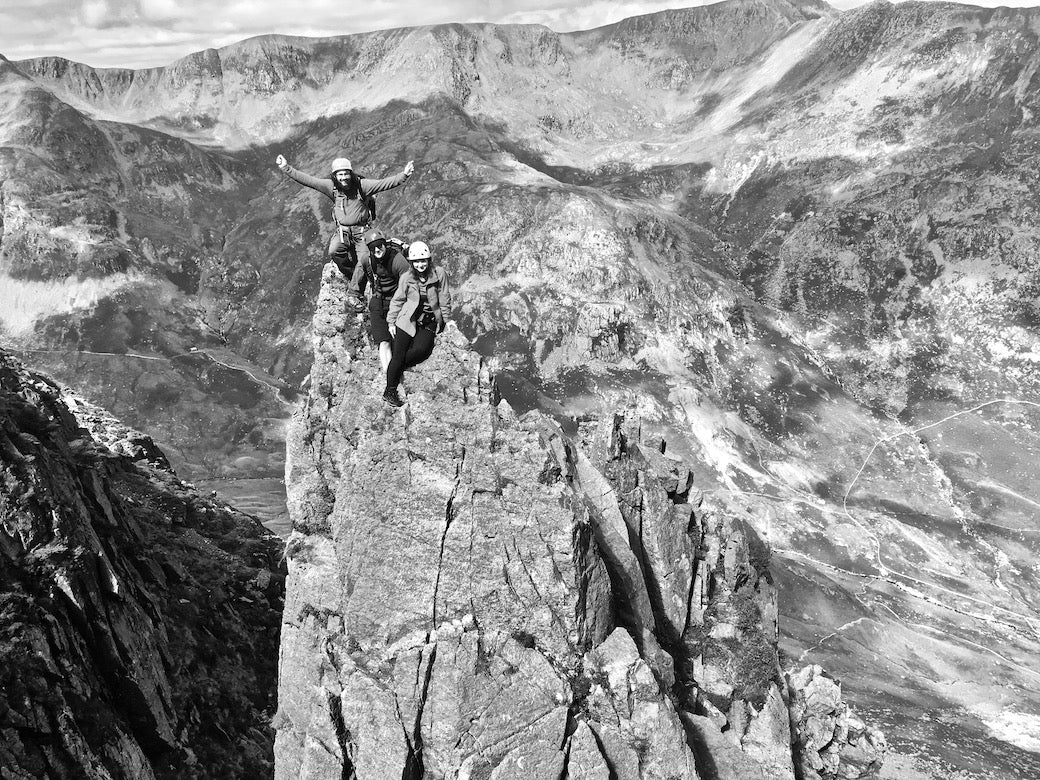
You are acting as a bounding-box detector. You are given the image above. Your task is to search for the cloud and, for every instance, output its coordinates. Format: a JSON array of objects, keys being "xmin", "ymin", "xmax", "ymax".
[
  {"xmin": 79, "ymin": 0, "xmax": 111, "ymax": 26},
  {"xmin": 78, "ymin": 0, "xmax": 142, "ymax": 28},
  {"xmin": 497, "ymin": 0, "xmax": 718, "ymax": 30},
  {"xmin": 138, "ymin": 0, "xmax": 184, "ymax": 22}
]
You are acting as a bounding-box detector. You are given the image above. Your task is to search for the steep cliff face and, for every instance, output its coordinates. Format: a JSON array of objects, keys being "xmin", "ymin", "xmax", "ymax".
[
  {"xmin": 275, "ymin": 267, "xmax": 884, "ymax": 778},
  {"xmin": 0, "ymin": 350, "xmax": 284, "ymax": 778}
]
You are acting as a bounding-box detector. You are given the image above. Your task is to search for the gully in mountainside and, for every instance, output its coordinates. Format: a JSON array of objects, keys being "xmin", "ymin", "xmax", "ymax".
[
  {"xmin": 382, "ymin": 241, "xmax": 450, "ymax": 408},
  {"xmin": 274, "ymin": 153, "xmax": 414, "ymax": 277}
]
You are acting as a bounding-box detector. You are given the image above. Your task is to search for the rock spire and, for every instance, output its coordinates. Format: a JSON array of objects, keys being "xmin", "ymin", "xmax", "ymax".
[{"xmin": 275, "ymin": 266, "xmax": 885, "ymax": 779}]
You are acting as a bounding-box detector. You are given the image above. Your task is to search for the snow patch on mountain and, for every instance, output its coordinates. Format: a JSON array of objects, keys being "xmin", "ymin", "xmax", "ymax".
[
  {"xmin": 0, "ymin": 272, "xmax": 144, "ymax": 335},
  {"xmin": 980, "ymin": 710, "xmax": 1040, "ymax": 753}
]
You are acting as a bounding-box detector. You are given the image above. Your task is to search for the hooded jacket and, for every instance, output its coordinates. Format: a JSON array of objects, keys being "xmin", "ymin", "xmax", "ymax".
[
  {"xmin": 280, "ymin": 164, "xmax": 409, "ymax": 226},
  {"xmin": 387, "ymin": 264, "xmax": 451, "ymax": 337}
]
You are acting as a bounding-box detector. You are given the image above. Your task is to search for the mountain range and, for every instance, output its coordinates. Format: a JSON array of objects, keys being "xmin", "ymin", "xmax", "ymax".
[{"xmin": 2, "ymin": 0, "xmax": 1040, "ymax": 777}]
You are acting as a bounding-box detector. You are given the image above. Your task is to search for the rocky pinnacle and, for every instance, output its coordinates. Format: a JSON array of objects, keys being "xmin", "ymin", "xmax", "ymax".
[{"xmin": 275, "ymin": 264, "xmax": 886, "ymax": 779}]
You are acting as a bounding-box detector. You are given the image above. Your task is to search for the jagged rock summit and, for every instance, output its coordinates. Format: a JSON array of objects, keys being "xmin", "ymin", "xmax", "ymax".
[
  {"xmin": 0, "ymin": 351, "xmax": 285, "ymax": 778},
  {"xmin": 276, "ymin": 265, "xmax": 885, "ymax": 778}
]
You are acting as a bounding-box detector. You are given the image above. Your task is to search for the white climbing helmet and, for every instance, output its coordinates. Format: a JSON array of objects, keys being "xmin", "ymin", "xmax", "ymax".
[
  {"xmin": 407, "ymin": 241, "xmax": 431, "ymax": 261},
  {"xmin": 330, "ymin": 157, "xmax": 352, "ymax": 174}
]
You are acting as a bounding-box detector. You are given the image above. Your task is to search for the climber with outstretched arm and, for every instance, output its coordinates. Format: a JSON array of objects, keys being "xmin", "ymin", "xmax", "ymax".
[
  {"xmin": 348, "ymin": 228, "xmax": 411, "ymax": 374},
  {"xmin": 274, "ymin": 153, "xmax": 414, "ymax": 277},
  {"xmin": 382, "ymin": 241, "xmax": 449, "ymax": 407}
]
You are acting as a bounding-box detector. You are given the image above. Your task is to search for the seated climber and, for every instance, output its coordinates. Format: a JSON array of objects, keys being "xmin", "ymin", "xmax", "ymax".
[
  {"xmin": 382, "ymin": 241, "xmax": 450, "ymax": 407},
  {"xmin": 347, "ymin": 228, "xmax": 411, "ymax": 373},
  {"xmin": 274, "ymin": 153, "xmax": 414, "ymax": 277}
]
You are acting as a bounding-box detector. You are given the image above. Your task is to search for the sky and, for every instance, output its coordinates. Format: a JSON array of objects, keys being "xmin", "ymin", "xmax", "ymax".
[{"xmin": 0, "ymin": 0, "xmax": 1037, "ymax": 69}]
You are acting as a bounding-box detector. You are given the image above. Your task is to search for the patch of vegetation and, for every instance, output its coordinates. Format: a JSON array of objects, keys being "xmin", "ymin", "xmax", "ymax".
[{"xmin": 729, "ymin": 632, "xmax": 780, "ymax": 711}]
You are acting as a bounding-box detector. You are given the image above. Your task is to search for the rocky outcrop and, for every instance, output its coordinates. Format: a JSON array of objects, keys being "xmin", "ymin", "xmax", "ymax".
[
  {"xmin": 0, "ymin": 350, "xmax": 284, "ymax": 778},
  {"xmin": 275, "ymin": 267, "xmax": 885, "ymax": 778},
  {"xmin": 788, "ymin": 666, "xmax": 887, "ymax": 780}
]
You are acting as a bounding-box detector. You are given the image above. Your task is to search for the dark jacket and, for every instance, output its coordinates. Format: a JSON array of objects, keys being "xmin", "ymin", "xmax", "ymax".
[
  {"xmin": 387, "ymin": 265, "xmax": 451, "ymax": 337},
  {"xmin": 280, "ymin": 165, "xmax": 408, "ymax": 226},
  {"xmin": 348, "ymin": 243, "xmax": 410, "ymax": 299}
]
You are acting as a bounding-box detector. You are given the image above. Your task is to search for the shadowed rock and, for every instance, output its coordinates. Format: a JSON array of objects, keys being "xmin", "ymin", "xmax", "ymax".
[{"xmin": 0, "ymin": 350, "xmax": 285, "ymax": 778}]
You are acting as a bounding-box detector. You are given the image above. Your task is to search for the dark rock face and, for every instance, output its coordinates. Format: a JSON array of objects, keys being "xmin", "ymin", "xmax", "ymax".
[
  {"xmin": 275, "ymin": 268, "xmax": 883, "ymax": 779},
  {"xmin": 0, "ymin": 350, "xmax": 284, "ymax": 778}
]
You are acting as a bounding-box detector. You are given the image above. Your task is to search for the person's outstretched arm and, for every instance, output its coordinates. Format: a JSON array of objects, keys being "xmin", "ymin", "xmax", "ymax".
[
  {"xmin": 359, "ymin": 161, "xmax": 415, "ymax": 196},
  {"xmin": 275, "ymin": 154, "xmax": 335, "ymax": 198}
]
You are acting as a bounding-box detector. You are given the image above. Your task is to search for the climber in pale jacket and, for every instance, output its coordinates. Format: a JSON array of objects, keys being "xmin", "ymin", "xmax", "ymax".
[
  {"xmin": 382, "ymin": 241, "xmax": 450, "ymax": 407},
  {"xmin": 274, "ymin": 153, "xmax": 414, "ymax": 277}
]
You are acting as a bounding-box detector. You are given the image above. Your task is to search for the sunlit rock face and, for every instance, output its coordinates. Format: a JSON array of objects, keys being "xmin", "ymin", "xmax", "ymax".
[
  {"xmin": 273, "ymin": 267, "xmax": 883, "ymax": 779},
  {"xmin": 4, "ymin": 1, "xmax": 1040, "ymax": 775},
  {"xmin": 0, "ymin": 350, "xmax": 284, "ymax": 778}
]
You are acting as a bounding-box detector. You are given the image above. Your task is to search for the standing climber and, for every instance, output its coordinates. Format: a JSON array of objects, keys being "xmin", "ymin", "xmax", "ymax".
[
  {"xmin": 274, "ymin": 153, "xmax": 414, "ymax": 276},
  {"xmin": 382, "ymin": 241, "xmax": 450, "ymax": 407},
  {"xmin": 347, "ymin": 228, "xmax": 411, "ymax": 373}
]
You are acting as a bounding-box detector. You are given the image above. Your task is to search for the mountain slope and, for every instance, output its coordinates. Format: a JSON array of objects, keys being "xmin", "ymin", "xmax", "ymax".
[
  {"xmin": 0, "ymin": 54, "xmax": 295, "ymax": 508},
  {"xmin": 14, "ymin": 0, "xmax": 832, "ymax": 151},
  {"xmin": 2, "ymin": 2, "xmax": 1040, "ymax": 776}
]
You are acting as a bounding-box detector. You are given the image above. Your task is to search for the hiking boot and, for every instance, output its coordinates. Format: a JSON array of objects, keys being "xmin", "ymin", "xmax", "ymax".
[{"xmin": 382, "ymin": 388, "xmax": 404, "ymax": 408}]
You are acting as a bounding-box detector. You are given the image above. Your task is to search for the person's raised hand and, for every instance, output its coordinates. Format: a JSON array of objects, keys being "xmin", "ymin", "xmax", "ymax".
[
  {"xmin": 404, "ymin": 160, "xmax": 415, "ymax": 177},
  {"xmin": 276, "ymin": 154, "xmax": 288, "ymax": 170}
]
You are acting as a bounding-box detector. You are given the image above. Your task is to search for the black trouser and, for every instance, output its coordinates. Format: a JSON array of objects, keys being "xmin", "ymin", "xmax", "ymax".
[
  {"xmin": 369, "ymin": 295, "xmax": 393, "ymax": 345},
  {"xmin": 385, "ymin": 326, "xmax": 436, "ymax": 390}
]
